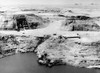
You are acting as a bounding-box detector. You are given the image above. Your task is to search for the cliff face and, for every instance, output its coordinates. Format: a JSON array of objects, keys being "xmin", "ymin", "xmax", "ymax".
[
  {"xmin": 0, "ymin": 34, "xmax": 40, "ymax": 58},
  {"xmin": 0, "ymin": 33, "xmax": 50, "ymax": 59}
]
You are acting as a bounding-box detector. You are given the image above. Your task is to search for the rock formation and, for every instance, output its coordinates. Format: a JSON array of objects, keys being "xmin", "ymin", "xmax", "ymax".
[
  {"xmin": 0, "ymin": 7, "xmax": 100, "ymax": 69},
  {"xmin": 0, "ymin": 13, "xmax": 49, "ymax": 31},
  {"xmin": 36, "ymin": 35, "xmax": 100, "ymax": 68},
  {"xmin": 61, "ymin": 16, "xmax": 100, "ymax": 31}
]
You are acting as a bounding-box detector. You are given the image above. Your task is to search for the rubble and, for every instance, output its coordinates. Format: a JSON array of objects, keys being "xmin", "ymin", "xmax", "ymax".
[
  {"xmin": 15, "ymin": 35, "xmax": 39, "ymax": 53},
  {"xmin": 0, "ymin": 35, "xmax": 35, "ymax": 58},
  {"xmin": 0, "ymin": 35, "xmax": 18, "ymax": 58},
  {"xmin": 0, "ymin": 33, "xmax": 51, "ymax": 59}
]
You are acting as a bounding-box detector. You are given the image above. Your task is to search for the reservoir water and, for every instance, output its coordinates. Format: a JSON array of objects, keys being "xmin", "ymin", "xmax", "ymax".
[{"xmin": 0, "ymin": 53, "xmax": 99, "ymax": 73}]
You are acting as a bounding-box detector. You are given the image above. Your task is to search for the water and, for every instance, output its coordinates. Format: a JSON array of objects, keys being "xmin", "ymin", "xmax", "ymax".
[{"xmin": 0, "ymin": 53, "xmax": 99, "ymax": 73}]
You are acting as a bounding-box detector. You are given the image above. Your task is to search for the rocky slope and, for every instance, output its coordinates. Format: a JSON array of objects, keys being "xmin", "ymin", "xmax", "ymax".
[
  {"xmin": 0, "ymin": 33, "xmax": 51, "ymax": 58},
  {"xmin": 36, "ymin": 35, "xmax": 100, "ymax": 68}
]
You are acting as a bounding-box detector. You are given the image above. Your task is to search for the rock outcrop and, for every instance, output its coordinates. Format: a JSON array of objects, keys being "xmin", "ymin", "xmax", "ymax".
[
  {"xmin": 0, "ymin": 13, "xmax": 49, "ymax": 31},
  {"xmin": 36, "ymin": 35, "xmax": 100, "ymax": 68},
  {"xmin": 61, "ymin": 16, "xmax": 100, "ymax": 31},
  {"xmin": 0, "ymin": 34, "xmax": 39, "ymax": 58},
  {"xmin": 0, "ymin": 34, "xmax": 51, "ymax": 59}
]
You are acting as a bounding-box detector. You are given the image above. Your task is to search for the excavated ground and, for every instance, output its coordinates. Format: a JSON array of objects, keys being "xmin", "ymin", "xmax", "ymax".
[
  {"xmin": 0, "ymin": 10, "xmax": 100, "ymax": 69},
  {"xmin": 0, "ymin": 33, "xmax": 50, "ymax": 58},
  {"xmin": 61, "ymin": 16, "xmax": 100, "ymax": 31},
  {"xmin": 0, "ymin": 13, "xmax": 50, "ymax": 31}
]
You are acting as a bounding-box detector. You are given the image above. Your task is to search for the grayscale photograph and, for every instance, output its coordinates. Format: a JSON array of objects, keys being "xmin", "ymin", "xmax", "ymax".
[{"xmin": 0, "ymin": 0, "xmax": 100, "ymax": 73}]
